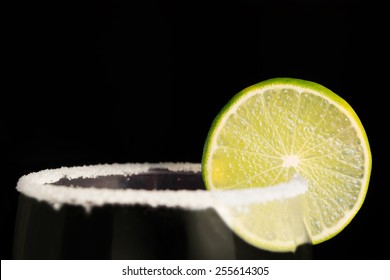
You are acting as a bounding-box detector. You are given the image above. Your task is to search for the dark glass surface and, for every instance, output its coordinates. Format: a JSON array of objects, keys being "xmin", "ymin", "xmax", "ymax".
[{"xmin": 53, "ymin": 168, "xmax": 205, "ymax": 190}]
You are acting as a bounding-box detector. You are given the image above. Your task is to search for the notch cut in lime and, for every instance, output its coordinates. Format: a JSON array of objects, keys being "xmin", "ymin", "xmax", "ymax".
[{"xmin": 202, "ymin": 77, "xmax": 371, "ymax": 252}]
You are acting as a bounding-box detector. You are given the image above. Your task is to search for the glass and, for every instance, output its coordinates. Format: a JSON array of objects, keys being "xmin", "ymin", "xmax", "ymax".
[{"xmin": 13, "ymin": 163, "xmax": 311, "ymax": 259}]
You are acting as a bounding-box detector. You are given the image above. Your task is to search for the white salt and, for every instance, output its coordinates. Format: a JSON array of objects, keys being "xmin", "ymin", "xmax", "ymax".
[{"xmin": 16, "ymin": 162, "xmax": 308, "ymax": 211}]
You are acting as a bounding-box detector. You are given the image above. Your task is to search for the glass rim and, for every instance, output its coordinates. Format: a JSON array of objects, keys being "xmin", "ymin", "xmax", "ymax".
[
  {"xmin": 16, "ymin": 162, "xmax": 308, "ymax": 211},
  {"xmin": 16, "ymin": 162, "xmax": 204, "ymax": 209}
]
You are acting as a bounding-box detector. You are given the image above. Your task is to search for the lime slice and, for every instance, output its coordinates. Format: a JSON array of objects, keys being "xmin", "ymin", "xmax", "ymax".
[{"xmin": 202, "ymin": 77, "xmax": 372, "ymax": 252}]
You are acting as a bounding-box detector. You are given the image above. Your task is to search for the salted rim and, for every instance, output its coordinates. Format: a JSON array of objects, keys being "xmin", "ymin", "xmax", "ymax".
[{"xmin": 16, "ymin": 162, "xmax": 308, "ymax": 211}]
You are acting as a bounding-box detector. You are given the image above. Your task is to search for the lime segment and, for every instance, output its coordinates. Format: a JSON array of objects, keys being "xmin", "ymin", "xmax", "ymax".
[{"xmin": 202, "ymin": 78, "xmax": 371, "ymax": 252}]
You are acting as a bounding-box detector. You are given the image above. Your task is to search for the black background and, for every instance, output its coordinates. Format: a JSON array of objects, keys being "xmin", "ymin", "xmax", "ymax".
[{"xmin": 2, "ymin": 0, "xmax": 388, "ymax": 259}]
